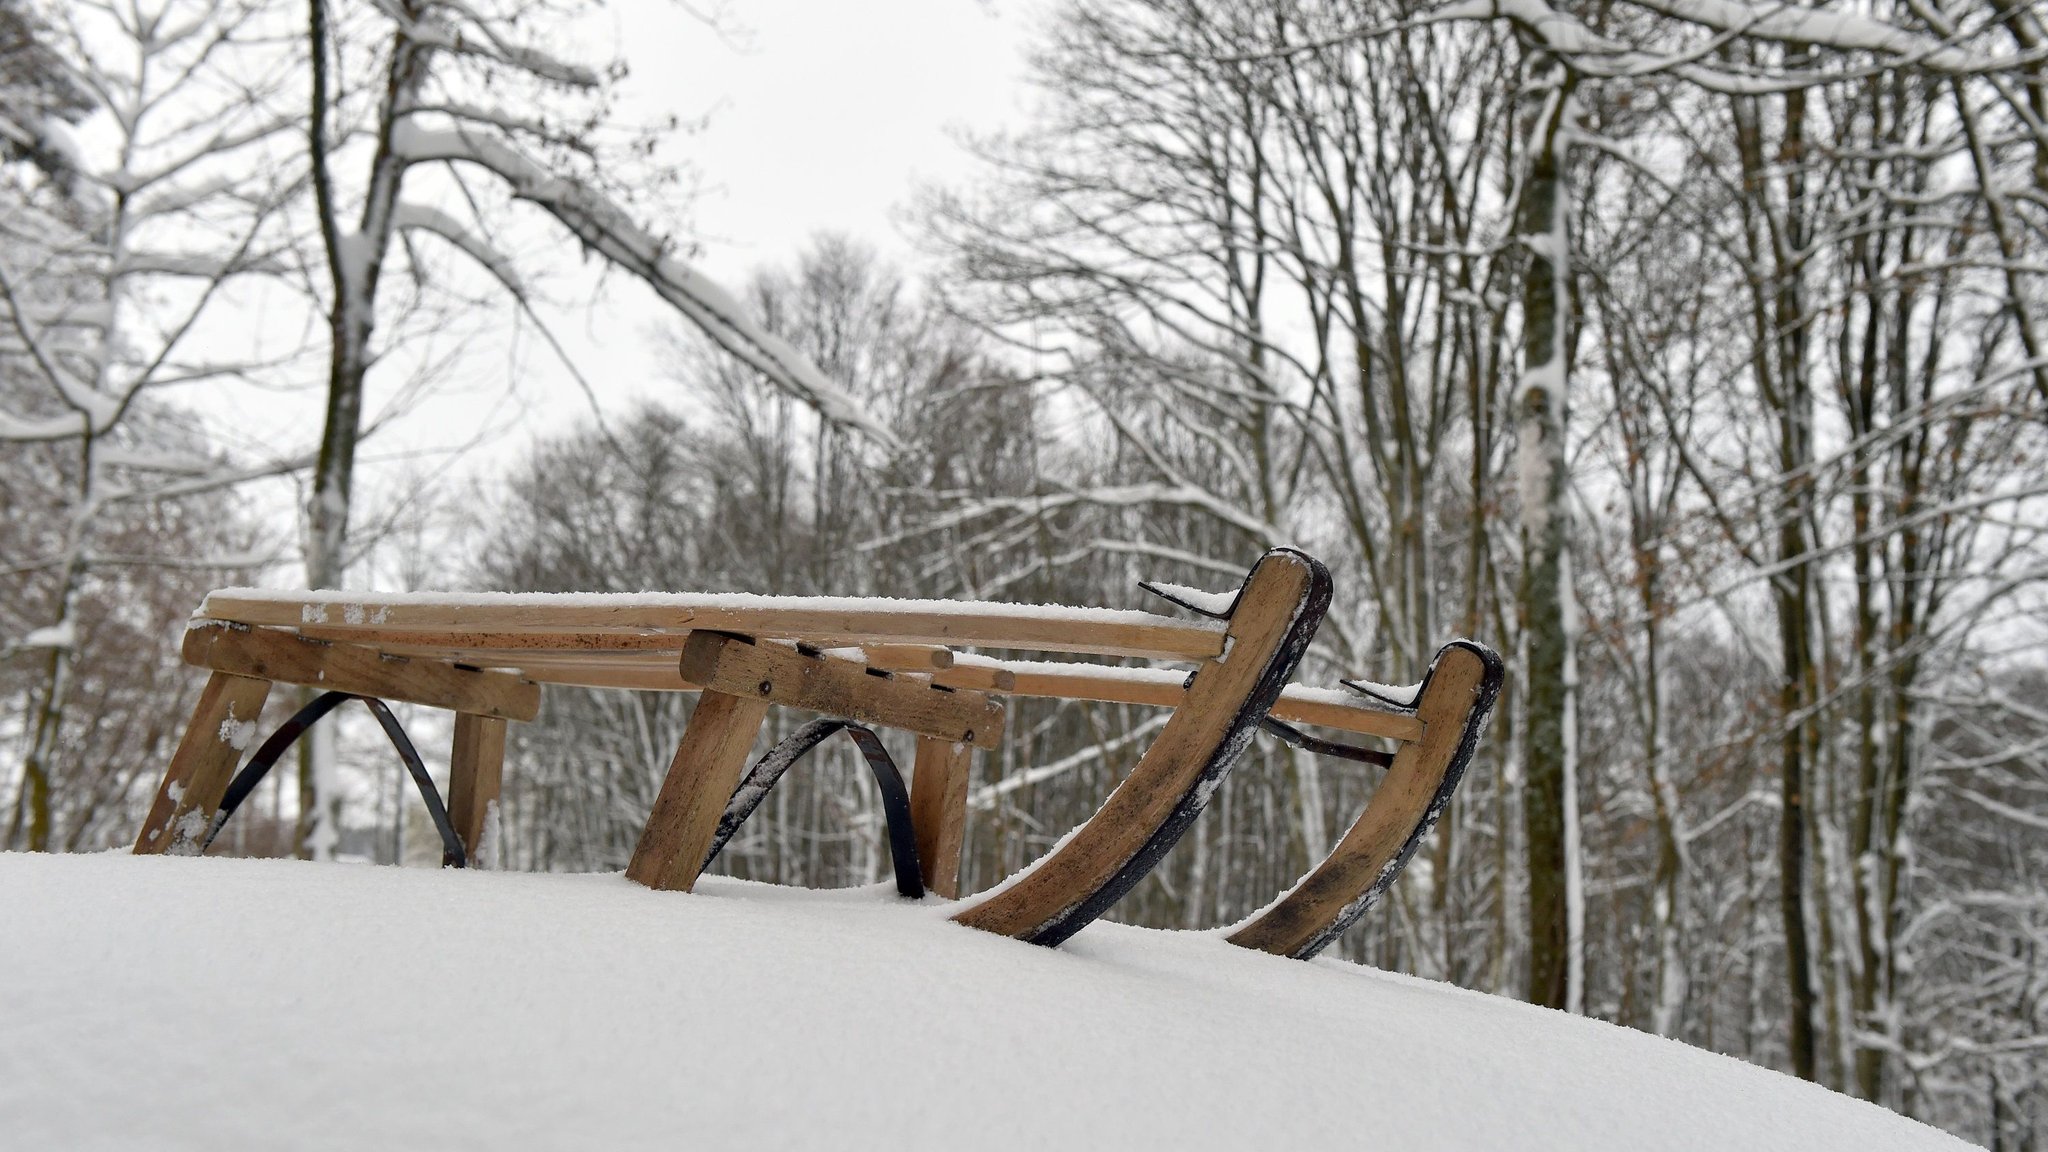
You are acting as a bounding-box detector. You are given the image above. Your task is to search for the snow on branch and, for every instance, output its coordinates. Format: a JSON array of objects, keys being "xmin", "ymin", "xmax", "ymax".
[
  {"xmin": 969, "ymin": 713, "xmax": 1171, "ymax": 809},
  {"xmin": 371, "ymin": 0, "xmax": 601, "ymax": 88},
  {"xmin": 393, "ymin": 201, "xmax": 524, "ymax": 293},
  {"xmin": 1622, "ymin": 0, "xmax": 2005, "ymax": 72},
  {"xmin": 389, "ymin": 123, "xmax": 898, "ymax": 447},
  {"xmin": 112, "ymin": 249, "xmax": 287, "ymax": 279},
  {"xmin": 0, "ymin": 254, "xmax": 119, "ymax": 435},
  {"xmin": 0, "ymin": 408, "xmax": 89, "ymax": 442},
  {"xmin": 1408, "ymin": 0, "xmax": 2030, "ymax": 93}
]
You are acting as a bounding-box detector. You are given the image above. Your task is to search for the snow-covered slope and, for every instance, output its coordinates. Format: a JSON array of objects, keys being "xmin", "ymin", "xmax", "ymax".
[{"xmin": 1, "ymin": 853, "xmax": 1969, "ymax": 1152}]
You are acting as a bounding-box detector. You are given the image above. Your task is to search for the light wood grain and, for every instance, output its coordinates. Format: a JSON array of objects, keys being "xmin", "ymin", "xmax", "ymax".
[
  {"xmin": 928, "ymin": 664, "xmax": 1018, "ymax": 693},
  {"xmin": 954, "ymin": 552, "xmax": 1316, "ymax": 939},
  {"xmin": 830, "ymin": 644, "xmax": 953, "ymax": 670},
  {"xmin": 285, "ymin": 636, "xmax": 1394, "ymax": 743},
  {"xmin": 447, "ymin": 713, "xmax": 507, "ymax": 864},
  {"xmin": 911, "ymin": 738, "xmax": 973, "ymax": 899},
  {"xmin": 203, "ymin": 593, "xmax": 1226, "ymax": 661},
  {"xmin": 625, "ymin": 690, "xmax": 772, "ymax": 892},
  {"xmin": 992, "ymin": 662, "xmax": 1423, "ymax": 743},
  {"xmin": 680, "ymin": 633, "xmax": 1005, "ymax": 750},
  {"xmin": 133, "ymin": 671, "xmax": 272, "ymax": 855},
  {"xmin": 1225, "ymin": 644, "xmax": 1491, "ymax": 958},
  {"xmin": 182, "ymin": 624, "xmax": 540, "ymax": 722}
]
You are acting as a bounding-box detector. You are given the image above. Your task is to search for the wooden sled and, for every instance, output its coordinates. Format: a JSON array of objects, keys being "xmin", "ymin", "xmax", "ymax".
[{"xmin": 132, "ymin": 548, "xmax": 1495, "ymax": 958}]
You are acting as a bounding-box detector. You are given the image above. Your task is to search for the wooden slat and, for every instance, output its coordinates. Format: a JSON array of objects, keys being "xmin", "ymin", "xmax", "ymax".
[
  {"xmin": 681, "ymin": 633, "xmax": 1004, "ymax": 750},
  {"xmin": 1225, "ymin": 644, "xmax": 1495, "ymax": 958},
  {"xmin": 447, "ymin": 714, "xmax": 507, "ymax": 864},
  {"xmin": 625, "ymin": 690, "xmax": 772, "ymax": 893},
  {"xmin": 911, "ymin": 737, "xmax": 973, "ymax": 899},
  {"xmin": 195, "ymin": 623, "xmax": 1404, "ymax": 746},
  {"xmin": 201, "ymin": 592, "xmax": 1226, "ymax": 661},
  {"xmin": 293, "ymin": 626, "xmax": 689, "ymax": 653},
  {"xmin": 517, "ymin": 663, "xmax": 696, "ymax": 692},
  {"xmin": 954, "ymin": 550, "xmax": 1318, "ymax": 940},
  {"xmin": 827, "ymin": 643, "xmax": 953, "ymax": 670},
  {"xmin": 440, "ymin": 650, "xmax": 666, "ymax": 665},
  {"xmin": 991, "ymin": 661, "xmax": 1424, "ymax": 743},
  {"xmin": 182, "ymin": 624, "xmax": 540, "ymax": 722},
  {"xmin": 134, "ymin": 671, "xmax": 272, "ymax": 855},
  {"xmin": 1271, "ymin": 688, "xmax": 1423, "ymax": 740},
  {"xmin": 338, "ymin": 643, "xmax": 1023, "ymax": 695},
  {"xmin": 503, "ymin": 649, "xmax": 1399, "ymax": 739},
  {"xmin": 929, "ymin": 664, "xmax": 1018, "ymax": 693}
]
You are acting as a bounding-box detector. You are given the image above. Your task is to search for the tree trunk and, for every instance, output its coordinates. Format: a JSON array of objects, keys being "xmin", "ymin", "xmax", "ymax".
[
  {"xmin": 1515, "ymin": 45, "xmax": 1578, "ymax": 1013},
  {"xmin": 295, "ymin": 0, "xmax": 433, "ymax": 857}
]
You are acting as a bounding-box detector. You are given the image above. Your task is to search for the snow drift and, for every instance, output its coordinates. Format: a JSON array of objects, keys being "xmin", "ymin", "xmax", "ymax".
[{"xmin": 0, "ymin": 853, "xmax": 1970, "ymax": 1151}]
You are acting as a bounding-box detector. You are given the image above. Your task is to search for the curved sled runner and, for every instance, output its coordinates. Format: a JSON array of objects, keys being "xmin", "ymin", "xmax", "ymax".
[
  {"xmin": 1226, "ymin": 641, "xmax": 1503, "ymax": 959},
  {"xmin": 950, "ymin": 548, "xmax": 1331, "ymax": 946}
]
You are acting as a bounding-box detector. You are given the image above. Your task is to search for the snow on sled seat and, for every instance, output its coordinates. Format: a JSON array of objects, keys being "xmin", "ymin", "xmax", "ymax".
[{"xmin": 951, "ymin": 548, "xmax": 1331, "ymax": 946}]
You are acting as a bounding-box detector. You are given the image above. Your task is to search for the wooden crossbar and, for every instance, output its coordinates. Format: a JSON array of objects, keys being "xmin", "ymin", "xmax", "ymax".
[
  {"xmin": 984, "ymin": 661, "xmax": 1423, "ymax": 743},
  {"xmin": 678, "ymin": 633, "xmax": 1004, "ymax": 750},
  {"xmin": 183, "ymin": 624, "xmax": 540, "ymax": 722}
]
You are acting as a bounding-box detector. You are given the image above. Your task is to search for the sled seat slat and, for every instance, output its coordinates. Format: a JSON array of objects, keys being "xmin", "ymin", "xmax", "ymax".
[
  {"xmin": 201, "ymin": 590, "xmax": 1227, "ymax": 661},
  {"xmin": 184, "ymin": 627, "xmax": 1412, "ymax": 743},
  {"xmin": 264, "ymin": 639, "xmax": 1019, "ymax": 695}
]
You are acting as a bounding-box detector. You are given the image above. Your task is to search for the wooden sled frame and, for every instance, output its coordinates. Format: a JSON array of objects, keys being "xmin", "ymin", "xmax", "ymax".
[{"xmin": 133, "ymin": 549, "xmax": 1500, "ymax": 959}]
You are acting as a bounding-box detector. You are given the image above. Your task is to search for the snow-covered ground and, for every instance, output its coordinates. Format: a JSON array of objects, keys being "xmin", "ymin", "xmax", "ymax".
[{"xmin": 2, "ymin": 853, "xmax": 1971, "ymax": 1151}]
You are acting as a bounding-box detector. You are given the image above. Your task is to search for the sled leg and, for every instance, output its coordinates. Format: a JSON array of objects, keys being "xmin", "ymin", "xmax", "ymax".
[
  {"xmin": 134, "ymin": 671, "xmax": 273, "ymax": 855},
  {"xmin": 911, "ymin": 737, "xmax": 972, "ymax": 899},
  {"xmin": 626, "ymin": 689, "xmax": 771, "ymax": 892},
  {"xmin": 954, "ymin": 548, "xmax": 1331, "ymax": 945},
  {"xmin": 447, "ymin": 713, "xmax": 507, "ymax": 865},
  {"xmin": 1226, "ymin": 640, "xmax": 1503, "ymax": 959}
]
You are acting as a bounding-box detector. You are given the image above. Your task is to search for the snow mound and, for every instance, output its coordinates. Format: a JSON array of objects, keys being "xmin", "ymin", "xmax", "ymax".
[{"xmin": 0, "ymin": 853, "xmax": 1968, "ymax": 1152}]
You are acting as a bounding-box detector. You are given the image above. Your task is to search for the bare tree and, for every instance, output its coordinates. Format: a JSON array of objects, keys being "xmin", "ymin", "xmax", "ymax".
[
  {"xmin": 288, "ymin": 0, "xmax": 890, "ymax": 855},
  {"xmin": 1, "ymin": 0, "xmax": 297, "ymax": 851}
]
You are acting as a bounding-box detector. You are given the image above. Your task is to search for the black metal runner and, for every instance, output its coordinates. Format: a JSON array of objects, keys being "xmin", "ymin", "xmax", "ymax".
[
  {"xmin": 200, "ymin": 691, "xmax": 468, "ymax": 868},
  {"xmin": 702, "ymin": 717, "xmax": 925, "ymax": 899}
]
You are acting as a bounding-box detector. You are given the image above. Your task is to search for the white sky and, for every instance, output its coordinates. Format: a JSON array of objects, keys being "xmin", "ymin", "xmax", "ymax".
[
  {"xmin": 189, "ymin": 0, "xmax": 1038, "ymax": 584},
  {"xmin": 494, "ymin": 0, "xmax": 1036, "ymax": 438}
]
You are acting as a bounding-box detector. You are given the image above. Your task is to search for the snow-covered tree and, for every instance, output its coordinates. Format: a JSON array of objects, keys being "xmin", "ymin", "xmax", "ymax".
[
  {"xmin": 287, "ymin": 0, "xmax": 888, "ymax": 855},
  {"xmin": 1, "ymin": 0, "xmax": 298, "ymax": 851}
]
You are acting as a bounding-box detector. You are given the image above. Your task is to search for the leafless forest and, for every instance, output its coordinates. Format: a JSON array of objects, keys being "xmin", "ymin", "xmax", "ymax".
[{"xmin": 4, "ymin": 0, "xmax": 2047, "ymax": 1143}]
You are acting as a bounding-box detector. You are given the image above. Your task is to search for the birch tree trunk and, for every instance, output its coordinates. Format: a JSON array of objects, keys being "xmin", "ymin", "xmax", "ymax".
[{"xmin": 1515, "ymin": 44, "xmax": 1579, "ymax": 1013}]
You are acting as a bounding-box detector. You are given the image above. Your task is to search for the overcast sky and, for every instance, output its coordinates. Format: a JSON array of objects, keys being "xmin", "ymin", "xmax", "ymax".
[
  {"xmin": 199, "ymin": 0, "xmax": 1038, "ymax": 580},
  {"xmin": 518, "ymin": 0, "xmax": 1033, "ymax": 424}
]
